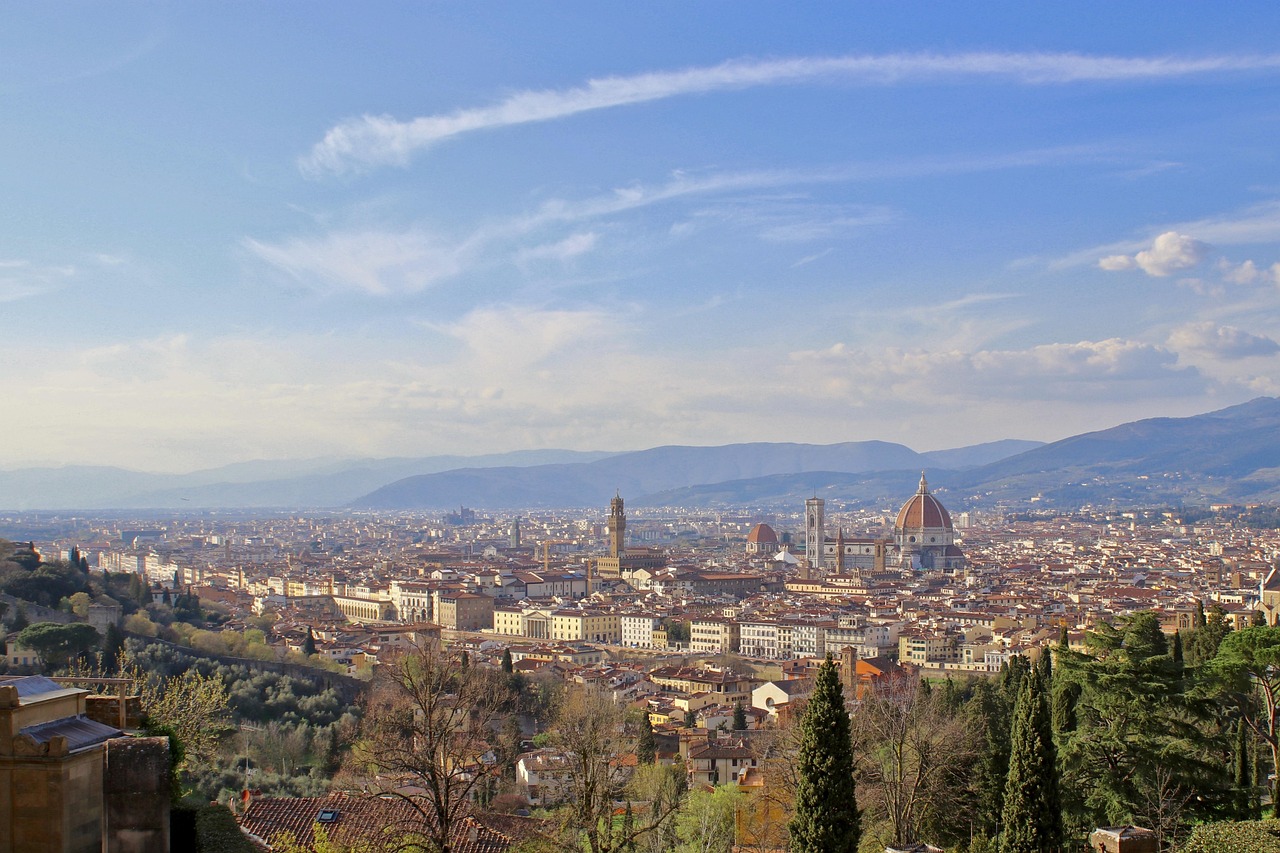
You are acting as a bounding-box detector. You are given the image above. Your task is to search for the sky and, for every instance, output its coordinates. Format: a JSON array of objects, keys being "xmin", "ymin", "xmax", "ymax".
[{"xmin": 4, "ymin": 2, "xmax": 1280, "ymax": 473}]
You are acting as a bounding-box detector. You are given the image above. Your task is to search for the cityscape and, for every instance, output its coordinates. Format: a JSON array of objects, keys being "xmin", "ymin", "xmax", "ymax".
[{"xmin": 5, "ymin": 3, "xmax": 1280, "ymax": 853}]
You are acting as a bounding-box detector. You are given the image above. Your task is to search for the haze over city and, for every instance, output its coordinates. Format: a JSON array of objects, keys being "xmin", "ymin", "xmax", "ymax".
[{"xmin": 5, "ymin": 3, "xmax": 1280, "ymax": 472}]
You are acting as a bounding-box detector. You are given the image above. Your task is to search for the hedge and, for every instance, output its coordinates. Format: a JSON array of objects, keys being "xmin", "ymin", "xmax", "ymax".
[
  {"xmin": 195, "ymin": 804, "xmax": 256, "ymax": 853},
  {"xmin": 1180, "ymin": 819, "xmax": 1280, "ymax": 853}
]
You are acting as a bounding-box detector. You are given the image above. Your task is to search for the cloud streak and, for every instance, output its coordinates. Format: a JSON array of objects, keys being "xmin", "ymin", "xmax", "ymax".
[{"xmin": 301, "ymin": 51, "xmax": 1280, "ymax": 176}]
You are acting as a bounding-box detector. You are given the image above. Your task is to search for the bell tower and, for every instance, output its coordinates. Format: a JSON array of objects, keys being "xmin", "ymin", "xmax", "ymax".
[
  {"xmin": 608, "ymin": 493, "xmax": 626, "ymax": 559},
  {"xmin": 805, "ymin": 497, "xmax": 825, "ymax": 572}
]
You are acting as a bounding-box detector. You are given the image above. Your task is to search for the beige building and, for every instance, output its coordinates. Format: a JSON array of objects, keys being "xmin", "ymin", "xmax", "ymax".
[
  {"xmin": 689, "ymin": 617, "xmax": 739, "ymax": 655},
  {"xmin": 434, "ymin": 591, "xmax": 494, "ymax": 632}
]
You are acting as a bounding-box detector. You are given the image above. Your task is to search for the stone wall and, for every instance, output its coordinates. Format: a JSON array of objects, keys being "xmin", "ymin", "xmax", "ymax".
[{"xmin": 103, "ymin": 736, "xmax": 170, "ymax": 853}]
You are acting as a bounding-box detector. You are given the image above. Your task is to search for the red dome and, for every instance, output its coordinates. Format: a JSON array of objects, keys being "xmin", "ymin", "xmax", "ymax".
[
  {"xmin": 747, "ymin": 523, "xmax": 779, "ymax": 544},
  {"xmin": 895, "ymin": 473, "xmax": 953, "ymax": 531}
]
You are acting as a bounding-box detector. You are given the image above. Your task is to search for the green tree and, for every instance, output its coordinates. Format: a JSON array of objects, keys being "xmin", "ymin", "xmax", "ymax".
[
  {"xmin": 789, "ymin": 655, "xmax": 859, "ymax": 853},
  {"xmin": 16, "ymin": 621, "xmax": 100, "ymax": 670},
  {"xmin": 1187, "ymin": 603, "xmax": 1231, "ymax": 667},
  {"xmin": 675, "ymin": 785, "xmax": 743, "ymax": 853},
  {"xmin": 101, "ymin": 622, "xmax": 126, "ymax": 673},
  {"xmin": 636, "ymin": 713, "xmax": 657, "ymax": 766},
  {"xmin": 9, "ymin": 603, "xmax": 29, "ymax": 632},
  {"xmin": 501, "ymin": 647, "xmax": 514, "ymax": 674},
  {"xmin": 968, "ymin": 679, "xmax": 1011, "ymax": 837},
  {"xmin": 1000, "ymin": 669, "xmax": 1063, "ymax": 853},
  {"xmin": 732, "ymin": 700, "xmax": 748, "ymax": 731},
  {"xmin": 1057, "ymin": 613, "xmax": 1228, "ymax": 839},
  {"xmin": 303, "ymin": 628, "xmax": 317, "ymax": 657},
  {"xmin": 1209, "ymin": 626, "xmax": 1280, "ymax": 818}
]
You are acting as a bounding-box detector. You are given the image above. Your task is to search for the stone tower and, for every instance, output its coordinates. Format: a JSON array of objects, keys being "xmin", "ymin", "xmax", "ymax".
[
  {"xmin": 805, "ymin": 497, "xmax": 825, "ymax": 572},
  {"xmin": 608, "ymin": 494, "xmax": 626, "ymax": 559}
]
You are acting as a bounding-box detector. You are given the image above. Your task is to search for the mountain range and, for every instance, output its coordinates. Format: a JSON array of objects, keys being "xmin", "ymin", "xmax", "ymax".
[{"xmin": 3, "ymin": 397, "xmax": 1278, "ymax": 511}]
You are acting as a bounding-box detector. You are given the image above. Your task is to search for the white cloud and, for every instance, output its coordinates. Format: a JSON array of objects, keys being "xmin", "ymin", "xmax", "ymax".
[
  {"xmin": 1168, "ymin": 321, "xmax": 1280, "ymax": 360},
  {"xmin": 1217, "ymin": 258, "xmax": 1280, "ymax": 286},
  {"xmin": 244, "ymin": 229, "xmax": 469, "ymax": 296},
  {"xmin": 301, "ymin": 51, "xmax": 1280, "ymax": 176},
  {"xmin": 514, "ymin": 232, "xmax": 598, "ymax": 265},
  {"xmin": 790, "ymin": 337, "xmax": 1205, "ymax": 401},
  {"xmin": 433, "ymin": 305, "xmax": 622, "ymax": 365},
  {"xmin": 1098, "ymin": 231, "xmax": 1207, "ymax": 277}
]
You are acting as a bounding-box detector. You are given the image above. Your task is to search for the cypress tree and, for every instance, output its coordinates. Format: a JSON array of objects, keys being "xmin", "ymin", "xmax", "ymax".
[
  {"xmin": 1236, "ymin": 717, "xmax": 1254, "ymax": 819},
  {"xmin": 1172, "ymin": 630, "xmax": 1184, "ymax": 666},
  {"xmin": 970, "ymin": 679, "xmax": 1011, "ymax": 836},
  {"xmin": 101, "ymin": 622, "xmax": 125, "ymax": 674},
  {"xmin": 501, "ymin": 647, "xmax": 514, "ymax": 674},
  {"xmin": 733, "ymin": 700, "xmax": 748, "ymax": 731},
  {"xmin": 1000, "ymin": 669, "xmax": 1063, "ymax": 853},
  {"xmin": 636, "ymin": 714, "xmax": 656, "ymax": 765},
  {"xmin": 1036, "ymin": 646, "xmax": 1052, "ymax": 684},
  {"xmin": 789, "ymin": 655, "xmax": 859, "ymax": 853},
  {"xmin": 303, "ymin": 627, "xmax": 317, "ymax": 657}
]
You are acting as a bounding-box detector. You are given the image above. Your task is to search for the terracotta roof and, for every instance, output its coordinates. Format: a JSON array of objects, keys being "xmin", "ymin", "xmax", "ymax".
[
  {"xmin": 746, "ymin": 523, "xmax": 779, "ymax": 545},
  {"xmin": 895, "ymin": 473, "xmax": 953, "ymax": 532},
  {"xmin": 238, "ymin": 792, "xmax": 546, "ymax": 853}
]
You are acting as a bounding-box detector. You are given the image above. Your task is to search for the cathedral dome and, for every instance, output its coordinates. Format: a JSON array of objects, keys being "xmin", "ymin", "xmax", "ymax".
[
  {"xmin": 747, "ymin": 523, "xmax": 779, "ymax": 545},
  {"xmin": 895, "ymin": 473, "xmax": 953, "ymax": 532}
]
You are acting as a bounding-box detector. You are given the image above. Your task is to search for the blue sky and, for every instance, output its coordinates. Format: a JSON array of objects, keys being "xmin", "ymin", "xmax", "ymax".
[{"xmin": 5, "ymin": 3, "xmax": 1280, "ymax": 472}]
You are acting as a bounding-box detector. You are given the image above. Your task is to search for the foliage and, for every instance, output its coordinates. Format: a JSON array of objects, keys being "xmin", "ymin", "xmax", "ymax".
[
  {"xmin": 790, "ymin": 655, "xmax": 859, "ymax": 853},
  {"xmin": 194, "ymin": 803, "xmax": 263, "ymax": 853},
  {"xmin": 674, "ymin": 785, "xmax": 743, "ymax": 853},
  {"xmin": 133, "ymin": 662, "xmax": 235, "ymax": 772},
  {"xmin": 1178, "ymin": 818, "xmax": 1280, "ymax": 853},
  {"xmin": 1208, "ymin": 626, "xmax": 1280, "ymax": 818},
  {"xmin": 968, "ymin": 678, "xmax": 1011, "ymax": 837},
  {"xmin": 1000, "ymin": 668, "xmax": 1062, "ymax": 853},
  {"xmin": 636, "ymin": 713, "xmax": 656, "ymax": 765},
  {"xmin": 16, "ymin": 621, "xmax": 100, "ymax": 669},
  {"xmin": 1056, "ymin": 612, "xmax": 1231, "ymax": 843}
]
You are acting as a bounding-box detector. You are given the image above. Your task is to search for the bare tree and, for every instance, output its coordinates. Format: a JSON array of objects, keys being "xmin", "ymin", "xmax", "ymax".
[
  {"xmin": 550, "ymin": 686, "xmax": 683, "ymax": 853},
  {"xmin": 850, "ymin": 677, "xmax": 976, "ymax": 847},
  {"xmin": 350, "ymin": 639, "xmax": 513, "ymax": 853}
]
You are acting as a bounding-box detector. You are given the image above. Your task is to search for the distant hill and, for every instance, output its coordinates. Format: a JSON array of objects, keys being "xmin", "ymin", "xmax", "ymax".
[
  {"xmin": 636, "ymin": 398, "xmax": 1280, "ymax": 509},
  {"xmin": 9, "ymin": 397, "xmax": 1276, "ymax": 511},
  {"xmin": 352, "ymin": 439, "xmax": 1042, "ymax": 510},
  {"xmin": 0, "ymin": 450, "xmax": 617, "ymax": 510}
]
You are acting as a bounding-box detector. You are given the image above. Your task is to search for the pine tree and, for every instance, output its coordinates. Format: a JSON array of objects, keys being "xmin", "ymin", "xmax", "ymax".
[
  {"xmin": 789, "ymin": 655, "xmax": 859, "ymax": 853},
  {"xmin": 733, "ymin": 700, "xmax": 748, "ymax": 731},
  {"xmin": 1001, "ymin": 669, "xmax": 1063, "ymax": 853},
  {"xmin": 636, "ymin": 713, "xmax": 656, "ymax": 765}
]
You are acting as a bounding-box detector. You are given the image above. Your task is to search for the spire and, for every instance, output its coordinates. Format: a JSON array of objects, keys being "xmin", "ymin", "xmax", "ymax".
[{"xmin": 918, "ymin": 471, "xmax": 929, "ymax": 494}]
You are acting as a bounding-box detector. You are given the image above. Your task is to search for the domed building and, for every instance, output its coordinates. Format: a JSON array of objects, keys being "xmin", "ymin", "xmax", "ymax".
[
  {"xmin": 894, "ymin": 473, "xmax": 965, "ymax": 570},
  {"xmin": 745, "ymin": 522, "xmax": 779, "ymax": 556}
]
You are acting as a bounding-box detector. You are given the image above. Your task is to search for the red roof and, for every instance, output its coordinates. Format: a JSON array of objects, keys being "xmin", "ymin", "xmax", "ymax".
[
  {"xmin": 238, "ymin": 792, "xmax": 545, "ymax": 853},
  {"xmin": 746, "ymin": 523, "xmax": 779, "ymax": 544},
  {"xmin": 895, "ymin": 473, "xmax": 953, "ymax": 531}
]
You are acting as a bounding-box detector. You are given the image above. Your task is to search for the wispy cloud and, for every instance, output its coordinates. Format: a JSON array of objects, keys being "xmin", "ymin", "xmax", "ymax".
[
  {"xmin": 301, "ymin": 51, "xmax": 1280, "ymax": 176},
  {"xmin": 0, "ymin": 259, "xmax": 76, "ymax": 303}
]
